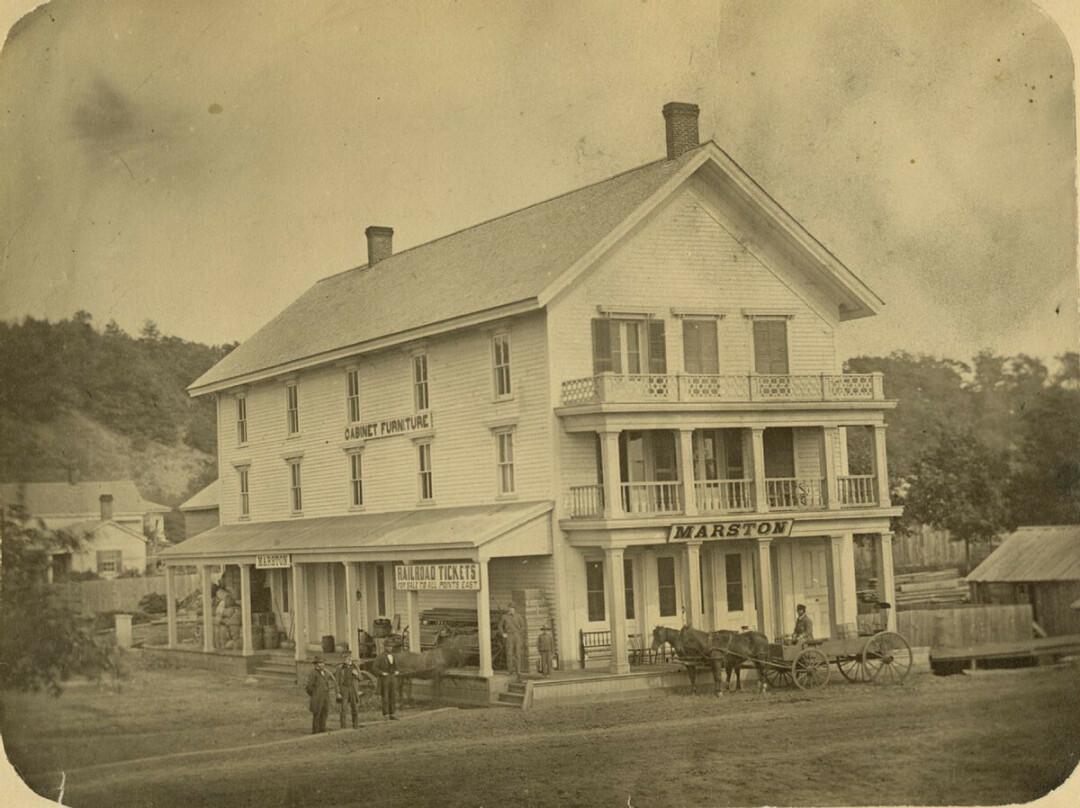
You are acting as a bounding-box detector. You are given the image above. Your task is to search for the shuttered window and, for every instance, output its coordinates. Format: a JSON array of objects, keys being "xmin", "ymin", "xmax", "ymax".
[
  {"xmin": 623, "ymin": 558, "xmax": 635, "ymax": 620},
  {"xmin": 586, "ymin": 560, "xmax": 606, "ymax": 622},
  {"xmin": 752, "ymin": 320, "xmax": 789, "ymax": 374},
  {"xmin": 591, "ymin": 318, "xmax": 666, "ymax": 374},
  {"xmin": 725, "ymin": 554, "xmax": 744, "ymax": 612},
  {"xmin": 682, "ymin": 319, "xmax": 719, "ymax": 374},
  {"xmin": 657, "ymin": 556, "xmax": 677, "ymax": 617}
]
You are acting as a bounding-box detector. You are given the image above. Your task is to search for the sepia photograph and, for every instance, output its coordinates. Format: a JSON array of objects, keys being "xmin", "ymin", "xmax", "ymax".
[{"xmin": 1, "ymin": 1, "xmax": 1078, "ymax": 806}]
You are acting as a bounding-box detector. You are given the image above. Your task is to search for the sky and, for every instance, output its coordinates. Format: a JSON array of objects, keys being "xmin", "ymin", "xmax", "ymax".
[{"xmin": 0, "ymin": 0, "xmax": 1077, "ymax": 367}]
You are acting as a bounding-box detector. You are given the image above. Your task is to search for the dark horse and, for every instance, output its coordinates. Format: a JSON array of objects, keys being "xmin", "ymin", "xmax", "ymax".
[
  {"xmin": 710, "ymin": 629, "xmax": 771, "ymax": 694},
  {"xmin": 379, "ymin": 630, "xmax": 473, "ymax": 704},
  {"xmin": 651, "ymin": 625, "xmax": 771, "ymax": 695}
]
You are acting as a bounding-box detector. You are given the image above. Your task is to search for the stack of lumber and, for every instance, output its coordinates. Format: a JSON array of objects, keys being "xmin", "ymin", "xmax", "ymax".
[{"xmin": 893, "ymin": 568, "xmax": 970, "ymax": 609}]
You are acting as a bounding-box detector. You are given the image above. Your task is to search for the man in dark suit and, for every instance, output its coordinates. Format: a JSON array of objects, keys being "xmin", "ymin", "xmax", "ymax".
[
  {"xmin": 336, "ymin": 652, "xmax": 364, "ymax": 729},
  {"xmin": 793, "ymin": 604, "xmax": 814, "ymax": 643},
  {"xmin": 372, "ymin": 641, "xmax": 400, "ymax": 720},
  {"xmin": 304, "ymin": 655, "xmax": 334, "ymax": 733}
]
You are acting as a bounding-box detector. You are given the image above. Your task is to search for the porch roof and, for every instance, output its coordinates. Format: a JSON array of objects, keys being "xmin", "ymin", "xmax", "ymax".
[{"xmin": 159, "ymin": 501, "xmax": 553, "ymax": 562}]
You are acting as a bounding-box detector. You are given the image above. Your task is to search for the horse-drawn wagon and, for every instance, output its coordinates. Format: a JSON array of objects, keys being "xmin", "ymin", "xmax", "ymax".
[{"xmin": 760, "ymin": 630, "xmax": 913, "ymax": 689}]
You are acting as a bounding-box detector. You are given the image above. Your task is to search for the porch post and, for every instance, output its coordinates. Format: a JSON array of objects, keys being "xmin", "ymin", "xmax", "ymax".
[
  {"xmin": 872, "ymin": 425, "xmax": 891, "ymax": 507},
  {"xmin": 343, "ymin": 561, "xmax": 359, "ymax": 653},
  {"xmin": 827, "ymin": 535, "xmax": 846, "ymax": 638},
  {"xmin": 239, "ymin": 563, "xmax": 253, "ymax": 657},
  {"xmin": 839, "ymin": 533, "xmax": 858, "ymax": 628},
  {"xmin": 823, "ymin": 427, "xmax": 841, "ymax": 510},
  {"xmin": 750, "ymin": 427, "xmax": 769, "ymax": 513},
  {"xmin": 677, "ymin": 428, "xmax": 698, "ymax": 516},
  {"xmin": 683, "ymin": 541, "xmax": 703, "ymax": 628},
  {"xmin": 600, "ymin": 431, "xmax": 622, "ymax": 518},
  {"xmin": 874, "ymin": 532, "xmax": 898, "ymax": 630},
  {"xmin": 200, "ymin": 565, "xmax": 214, "ymax": 653},
  {"xmin": 407, "ymin": 589, "xmax": 420, "ymax": 652},
  {"xmin": 476, "ymin": 560, "xmax": 493, "ymax": 677},
  {"xmin": 165, "ymin": 565, "xmax": 178, "ymax": 649},
  {"xmin": 753, "ymin": 538, "xmax": 777, "ymax": 639},
  {"xmin": 604, "ymin": 546, "xmax": 630, "ymax": 674},
  {"xmin": 293, "ymin": 562, "xmax": 307, "ymax": 661}
]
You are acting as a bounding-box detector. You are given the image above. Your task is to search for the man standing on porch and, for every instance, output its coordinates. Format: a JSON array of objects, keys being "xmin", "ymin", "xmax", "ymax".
[{"xmin": 499, "ymin": 604, "xmax": 526, "ymax": 677}]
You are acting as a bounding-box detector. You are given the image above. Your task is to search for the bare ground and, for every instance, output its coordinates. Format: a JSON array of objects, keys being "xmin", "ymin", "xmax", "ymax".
[{"xmin": 2, "ymin": 658, "xmax": 1078, "ymax": 808}]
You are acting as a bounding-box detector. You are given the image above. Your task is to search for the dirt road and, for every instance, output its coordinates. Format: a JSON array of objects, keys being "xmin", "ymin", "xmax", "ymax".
[{"xmin": 3, "ymin": 661, "xmax": 1079, "ymax": 807}]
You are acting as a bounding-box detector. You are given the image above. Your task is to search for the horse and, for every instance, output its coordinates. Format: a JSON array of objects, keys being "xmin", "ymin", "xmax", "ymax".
[
  {"xmin": 651, "ymin": 625, "xmax": 726, "ymax": 696},
  {"xmin": 710, "ymin": 629, "xmax": 771, "ymax": 694},
  {"xmin": 377, "ymin": 630, "xmax": 473, "ymax": 704}
]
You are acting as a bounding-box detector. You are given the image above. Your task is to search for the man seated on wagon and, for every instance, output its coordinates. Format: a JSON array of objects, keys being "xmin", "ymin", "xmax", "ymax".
[{"xmin": 792, "ymin": 604, "xmax": 814, "ymax": 644}]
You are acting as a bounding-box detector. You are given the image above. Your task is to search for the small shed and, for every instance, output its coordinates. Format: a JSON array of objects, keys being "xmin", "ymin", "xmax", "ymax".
[
  {"xmin": 966, "ymin": 526, "xmax": 1080, "ymax": 637},
  {"xmin": 178, "ymin": 479, "xmax": 220, "ymax": 540}
]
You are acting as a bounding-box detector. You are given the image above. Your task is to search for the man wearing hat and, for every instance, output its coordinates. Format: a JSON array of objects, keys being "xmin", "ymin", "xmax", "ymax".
[
  {"xmin": 371, "ymin": 640, "xmax": 400, "ymax": 720},
  {"xmin": 793, "ymin": 604, "xmax": 814, "ymax": 644},
  {"xmin": 336, "ymin": 652, "xmax": 364, "ymax": 729},
  {"xmin": 537, "ymin": 623, "xmax": 554, "ymax": 677},
  {"xmin": 498, "ymin": 604, "xmax": 526, "ymax": 677},
  {"xmin": 304, "ymin": 655, "xmax": 335, "ymax": 733}
]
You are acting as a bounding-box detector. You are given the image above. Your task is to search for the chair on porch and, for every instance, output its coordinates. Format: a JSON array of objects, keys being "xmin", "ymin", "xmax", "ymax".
[{"xmin": 628, "ymin": 633, "xmax": 656, "ymax": 665}]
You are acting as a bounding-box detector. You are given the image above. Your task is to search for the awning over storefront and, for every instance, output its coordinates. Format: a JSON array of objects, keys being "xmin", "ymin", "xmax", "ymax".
[{"xmin": 160, "ymin": 501, "xmax": 553, "ymax": 563}]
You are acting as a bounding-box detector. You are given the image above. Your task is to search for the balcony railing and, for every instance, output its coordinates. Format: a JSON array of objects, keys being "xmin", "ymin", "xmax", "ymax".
[
  {"xmin": 567, "ymin": 485, "xmax": 605, "ymax": 518},
  {"xmin": 838, "ymin": 474, "xmax": 878, "ymax": 507},
  {"xmin": 621, "ymin": 482, "xmax": 682, "ymax": 515},
  {"xmin": 766, "ymin": 477, "xmax": 826, "ymax": 511},
  {"xmin": 695, "ymin": 479, "xmax": 754, "ymax": 514},
  {"xmin": 560, "ymin": 372, "xmax": 883, "ymax": 406}
]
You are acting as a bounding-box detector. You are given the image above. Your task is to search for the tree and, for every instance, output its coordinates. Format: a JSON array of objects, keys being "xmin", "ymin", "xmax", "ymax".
[
  {"xmin": 900, "ymin": 429, "xmax": 1016, "ymax": 572},
  {"xmin": 0, "ymin": 505, "xmax": 121, "ymax": 695}
]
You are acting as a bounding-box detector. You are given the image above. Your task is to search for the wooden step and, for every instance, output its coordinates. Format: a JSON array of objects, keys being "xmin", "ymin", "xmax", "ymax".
[{"xmin": 497, "ymin": 691, "xmax": 525, "ymax": 706}]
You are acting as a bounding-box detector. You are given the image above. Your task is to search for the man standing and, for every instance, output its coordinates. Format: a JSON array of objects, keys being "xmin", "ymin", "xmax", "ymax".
[
  {"xmin": 372, "ymin": 641, "xmax": 399, "ymax": 720},
  {"xmin": 537, "ymin": 624, "xmax": 554, "ymax": 677},
  {"xmin": 793, "ymin": 604, "xmax": 814, "ymax": 643},
  {"xmin": 304, "ymin": 655, "xmax": 334, "ymax": 734},
  {"xmin": 336, "ymin": 652, "xmax": 364, "ymax": 729},
  {"xmin": 498, "ymin": 604, "xmax": 526, "ymax": 677}
]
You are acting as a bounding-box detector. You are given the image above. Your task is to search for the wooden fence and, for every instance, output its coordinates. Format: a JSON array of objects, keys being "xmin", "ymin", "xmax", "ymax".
[
  {"xmin": 896, "ymin": 603, "xmax": 1034, "ymax": 649},
  {"xmin": 855, "ymin": 525, "xmax": 999, "ymax": 576},
  {"xmin": 54, "ymin": 573, "xmax": 201, "ymax": 615}
]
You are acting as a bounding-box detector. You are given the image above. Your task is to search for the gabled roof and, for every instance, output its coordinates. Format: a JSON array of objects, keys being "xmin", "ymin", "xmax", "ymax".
[
  {"xmin": 0, "ymin": 480, "xmax": 169, "ymax": 518},
  {"xmin": 61, "ymin": 519, "xmax": 149, "ymax": 544},
  {"xmin": 966, "ymin": 526, "xmax": 1080, "ymax": 583},
  {"xmin": 190, "ymin": 142, "xmax": 883, "ymax": 395},
  {"xmin": 179, "ymin": 479, "xmax": 219, "ymax": 512}
]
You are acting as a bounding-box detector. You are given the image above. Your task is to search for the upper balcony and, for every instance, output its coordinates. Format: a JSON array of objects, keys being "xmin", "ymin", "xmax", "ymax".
[{"xmin": 560, "ymin": 372, "xmax": 885, "ymax": 407}]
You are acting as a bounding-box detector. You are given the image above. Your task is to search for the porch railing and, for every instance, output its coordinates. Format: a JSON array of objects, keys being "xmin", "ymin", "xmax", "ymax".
[
  {"xmin": 766, "ymin": 477, "xmax": 825, "ymax": 511},
  {"xmin": 621, "ymin": 481, "xmax": 682, "ymax": 515},
  {"xmin": 838, "ymin": 474, "xmax": 878, "ymax": 507},
  {"xmin": 695, "ymin": 479, "xmax": 754, "ymax": 513},
  {"xmin": 560, "ymin": 372, "xmax": 883, "ymax": 406},
  {"xmin": 567, "ymin": 485, "xmax": 605, "ymax": 518}
]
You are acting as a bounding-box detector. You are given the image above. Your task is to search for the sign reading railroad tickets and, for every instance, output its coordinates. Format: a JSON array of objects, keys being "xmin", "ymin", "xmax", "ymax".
[
  {"xmin": 395, "ymin": 563, "xmax": 481, "ymax": 591},
  {"xmin": 255, "ymin": 554, "xmax": 291, "ymax": 569},
  {"xmin": 343, "ymin": 411, "xmax": 433, "ymax": 442},
  {"xmin": 668, "ymin": 519, "xmax": 794, "ymax": 542}
]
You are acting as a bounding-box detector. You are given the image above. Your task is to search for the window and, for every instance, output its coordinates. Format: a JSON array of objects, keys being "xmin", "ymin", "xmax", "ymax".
[
  {"xmin": 682, "ymin": 319, "xmax": 719, "ymax": 374},
  {"xmin": 586, "ymin": 560, "xmax": 606, "ymax": 622},
  {"xmin": 752, "ymin": 319, "xmax": 789, "ymax": 374},
  {"xmin": 238, "ymin": 467, "xmax": 250, "ymax": 518},
  {"xmin": 725, "ymin": 554, "xmax": 744, "ymax": 612},
  {"xmin": 417, "ymin": 442, "xmax": 433, "ymax": 501},
  {"xmin": 413, "ymin": 354, "xmax": 429, "ymax": 411},
  {"xmin": 346, "ymin": 369, "xmax": 361, "ymax": 423},
  {"xmin": 236, "ymin": 397, "xmax": 248, "ymax": 444},
  {"xmin": 623, "ymin": 558, "xmax": 635, "ymax": 620},
  {"xmin": 495, "ymin": 431, "xmax": 515, "ymax": 495},
  {"xmin": 288, "ymin": 459, "xmax": 303, "ymax": 513},
  {"xmin": 657, "ymin": 556, "xmax": 677, "ymax": 617},
  {"xmin": 591, "ymin": 318, "xmax": 666, "ymax": 375},
  {"xmin": 96, "ymin": 550, "xmax": 122, "ymax": 574},
  {"xmin": 492, "ymin": 333, "xmax": 512, "ymax": 398},
  {"xmin": 376, "ymin": 565, "xmax": 387, "ymax": 616},
  {"xmin": 348, "ymin": 452, "xmax": 363, "ymax": 507},
  {"xmin": 285, "ymin": 383, "xmax": 299, "ymax": 435},
  {"xmin": 281, "ymin": 569, "xmax": 290, "ymax": 613}
]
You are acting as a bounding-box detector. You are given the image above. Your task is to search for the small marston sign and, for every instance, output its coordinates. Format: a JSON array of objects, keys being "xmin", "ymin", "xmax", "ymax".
[
  {"xmin": 395, "ymin": 563, "xmax": 480, "ymax": 591},
  {"xmin": 668, "ymin": 519, "xmax": 794, "ymax": 542},
  {"xmin": 344, "ymin": 411, "xmax": 433, "ymax": 442},
  {"xmin": 255, "ymin": 553, "xmax": 291, "ymax": 569}
]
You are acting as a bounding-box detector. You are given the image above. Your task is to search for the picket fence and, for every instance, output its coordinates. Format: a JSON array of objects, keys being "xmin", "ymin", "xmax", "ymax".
[{"xmin": 54, "ymin": 573, "xmax": 201, "ymax": 614}]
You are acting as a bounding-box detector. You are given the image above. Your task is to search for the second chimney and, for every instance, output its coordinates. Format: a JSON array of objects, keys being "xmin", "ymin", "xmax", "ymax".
[
  {"xmin": 100, "ymin": 494, "xmax": 114, "ymax": 522},
  {"xmin": 662, "ymin": 102, "xmax": 700, "ymax": 159},
  {"xmin": 365, "ymin": 226, "xmax": 394, "ymax": 267}
]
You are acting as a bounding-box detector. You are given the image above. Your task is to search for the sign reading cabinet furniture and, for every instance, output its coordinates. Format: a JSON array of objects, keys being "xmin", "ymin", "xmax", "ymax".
[
  {"xmin": 343, "ymin": 411, "xmax": 433, "ymax": 442},
  {"xmin": 255, "ymin": 554, "xmax": 292, "ymax": 569},
  {"xmin": 668, "ymin": 519, "xmax": 794, "ymax": 542},
  {"xmin": 395, "ymin": 563, "xmax": 480, "ymax": 591}
]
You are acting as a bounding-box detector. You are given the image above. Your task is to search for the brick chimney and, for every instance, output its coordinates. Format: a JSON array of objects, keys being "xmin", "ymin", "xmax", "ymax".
[
  {"xmin": 662, "ymin": 102, "xmax": 700, "ymax": 159},
  {"xmin": 100, "ymin": 494, "xmax": 114, "ymax": 522},
  {"xmin": 365, "ymin": 226, "xmax": 394, "ymax": 267}
]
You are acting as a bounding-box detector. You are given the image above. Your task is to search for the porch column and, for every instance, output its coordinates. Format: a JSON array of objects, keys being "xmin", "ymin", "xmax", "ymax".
[
  {"xmin": 239, "ymin": 563, "xmax": 253, "ymax": 657},
  {"xmin": 677, "ymin": 428, "xmax": 698, "ymax": 516},
  {"xmin": 827, "ymin": 535, "xmax": 846, "ymax": 638},
  {"xmin": 600, "ymin": 431, "xmax": 622, "ymax": 518},
  {"xmin": 200, "ymin": 565, "xmax": 214, "ymax": 653},
  {"xmin": 476, "ymin": 560, "xmax": 493, "ymax": 677},
  {"xmin": 343, "ymin": 561, "xmax": 359, "ymax": 653},
  {"xmin": 874, "ymin": 532, "xmax": 898, "ymax": 630},
  {"xmin": 406, "ymin": 589, "xmax": 420, "ymax": 652},
  {"xmin": 165, "ymin": 566, "xmax": 178, "ymax": 649},
  {"xmin": 823, "ymin": 427, "xmax": 841, "ymax": 510},
  {"xmin": 293, "ymin": 562, "xmax": 307, "ymax": 661},
  {"xmin": 683, "ymin": 541, "xmax": 703, "ymax": 627},
  {"xmin": 872, "ymin": 425, "xmax": 891, "ymax": 507},
  {"xmin": 604, "ymin": 546, "xmax": 630, "ymax": 674},
  {"xmin": 750, "ymin": 427, "xmax": 769, "ymax": 513},
  {"xmin": 753, "ymin": 538, "xmax": 777, "ymax": 639},
  {"xmin": 839, "ymin": 533, "xmax": 859, "ymax": 628}
]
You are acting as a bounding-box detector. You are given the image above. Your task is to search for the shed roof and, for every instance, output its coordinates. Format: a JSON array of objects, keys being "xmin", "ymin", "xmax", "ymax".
[
  {"xmin": 179, "ymin": 480, "xmax": 219, "ymax": 512},
  {"xmin": 965, "ymin": 526, "xmax": 1080, "ymax": 583},
  {"xmin": 0, "ymin": 480, "xmax": 169, "ymax": 518}
]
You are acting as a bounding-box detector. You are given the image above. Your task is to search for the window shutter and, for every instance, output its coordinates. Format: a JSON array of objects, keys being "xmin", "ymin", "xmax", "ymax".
[
  {"xmin": 683, "ymin": 321, "xmax": 702, "ymax": 373},
  {"xmin": 647, "ymin": 320, "xmax": 667, "ymax": 374},
  {"xmin": 592, "ymin": 319, "xmax": 612, "ymax": 374},
  {"xmin": 753, "ymin": 320, "xmax": 789, "ymax": 374}
]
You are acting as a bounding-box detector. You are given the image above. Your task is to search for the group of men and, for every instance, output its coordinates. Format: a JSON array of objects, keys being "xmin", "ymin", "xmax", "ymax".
[{"xmin": 304, "ymin": 643, "xmax": 401, "ymax": 734}]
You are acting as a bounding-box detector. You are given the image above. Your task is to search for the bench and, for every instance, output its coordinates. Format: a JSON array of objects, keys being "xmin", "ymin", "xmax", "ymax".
[{"xmin": 580, "ymin": 630, "xmax": 661, "ymax": 667}]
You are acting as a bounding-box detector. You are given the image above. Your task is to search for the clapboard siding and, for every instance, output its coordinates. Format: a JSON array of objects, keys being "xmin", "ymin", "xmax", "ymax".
[
  {"xmin": 215, "ymin": 311, "xmax": 553, "ymax": 524},
  {"xmin": 489, "ymin": 555, "xmax": 556, "ymax": 615}
]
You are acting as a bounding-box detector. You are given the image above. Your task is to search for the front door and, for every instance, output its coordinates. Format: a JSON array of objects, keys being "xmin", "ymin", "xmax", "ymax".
[
  {"xmin": 713, "ymin": 549, "xmax": 755, "ymax": 631},
  {"xmin": 792, "ymin": 544, "xmax": 830, "ymax": 639}
]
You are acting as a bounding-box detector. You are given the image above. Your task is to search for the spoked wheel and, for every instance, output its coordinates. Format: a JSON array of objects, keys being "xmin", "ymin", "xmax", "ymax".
[
  {"xmin": 836, "ymin": 655, "xmax": 868, "ymax": 683},
  {"xmin": 792, "ymin": 648, "xmax": 830, "ymax": 689},
  {"xmin": 762, "ymin": 662, "xmax": 793, "ymax": 689},
  {"xmin": 357, "ymin": 670, "xmax": 379, "ymax": 699},
  {"xmin": 861, "ymin": 631, "xmax": 913, "ymax": 684}
]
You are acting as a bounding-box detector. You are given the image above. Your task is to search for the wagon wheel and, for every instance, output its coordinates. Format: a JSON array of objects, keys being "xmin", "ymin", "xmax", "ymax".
[
  {"xmin": 762, "ymin": 661, "xmax": 794, "ymax": 689},
  {"xmin": 491, "ymin": 633, "xmax": 507, "ymax": 671},
  {"xmin": 836, "ymin": 655, "xmax": 868, "ymax": 683},
  {"xmin": 861, "ymin": 631, "xmax": 913, "ymax": 685},
  {"xmin": 791, "ymin": 648, "xmax": 830, "ymax": 689},
  {"xmin": 357, "ymin": 670, "xmax": 379, "ymax": 700}
]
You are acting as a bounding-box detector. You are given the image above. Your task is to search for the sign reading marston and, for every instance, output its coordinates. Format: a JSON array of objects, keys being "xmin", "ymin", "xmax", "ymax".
[
  {"xmin": 395, "ymin": 563, "xmax": 480, "ymax": 591},
  {"xmin": 344, "ymin": 412, "xmax": 433, "ymax": 442},
  {"xmin": 668, "ymin": 519, "xmax": 794, "ymax": 542},
  {"xmin": 255, "ymin": 554, "xmax": 291, "ymax": 569}
]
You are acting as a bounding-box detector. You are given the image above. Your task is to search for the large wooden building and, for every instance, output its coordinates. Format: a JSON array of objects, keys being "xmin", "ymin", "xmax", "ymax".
[{"xmin": 160, "ymin": 103, "xmax": 901, "ymax": 684}]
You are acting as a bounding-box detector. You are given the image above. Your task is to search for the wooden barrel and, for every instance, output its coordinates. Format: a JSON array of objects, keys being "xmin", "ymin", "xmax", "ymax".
[
  {"xmin": 263, "ymin": 625, "xmax": 280, "ymax": 649},
  {"xmin": 321, "ymin": 634, "xmax": 336, "ymax": 653}
]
